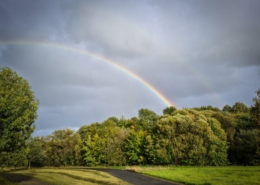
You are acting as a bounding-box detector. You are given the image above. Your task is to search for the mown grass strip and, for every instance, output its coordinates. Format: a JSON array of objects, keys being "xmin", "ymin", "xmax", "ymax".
[
  {"xmin": 15, "ymin": 171, "xmax": 94, "ymax": 185},
  {"xmin": 44, "ymin": 171, "xmax": 123, "ymax": 185},
  {"xmin": 140, "ymin": 166, "xmax": 260, "ymax": 185},
  {"xmin": 60, "ymin": 168, "xmax": 111, "ymax": 178},
  {"xmin": 13, "ymin": 168, "xmax": 128, "ymax": 185}
]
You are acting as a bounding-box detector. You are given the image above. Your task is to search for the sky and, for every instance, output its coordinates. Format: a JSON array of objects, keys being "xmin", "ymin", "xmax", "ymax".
[{"xmin": 0, "ymin": 0, "xmax": 260, "ymax": 136}]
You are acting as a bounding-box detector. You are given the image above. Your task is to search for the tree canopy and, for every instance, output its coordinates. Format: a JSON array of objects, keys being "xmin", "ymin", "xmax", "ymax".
[
  {"xmin": 0, "ymin": 67, "xmax": 39, "ymax": 153},
  {"xmin": 0, "ymin": 69, "xmax": 259, "ymax": 168}
]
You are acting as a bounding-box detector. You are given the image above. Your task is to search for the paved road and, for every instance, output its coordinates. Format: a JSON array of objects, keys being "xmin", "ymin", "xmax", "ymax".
[
  {"xmin": 93, "ymin": 168, "xmax": 183, "ymax": 185},
  {"xmin": 1, "ymin": 168, "xmax": 183, "ymax": 185}
]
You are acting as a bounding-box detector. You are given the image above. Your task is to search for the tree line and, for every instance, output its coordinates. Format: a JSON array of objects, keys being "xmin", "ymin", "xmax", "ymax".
[{"xmin": 0, "ymin": 67, "xmax": 259, "ymax": 169}]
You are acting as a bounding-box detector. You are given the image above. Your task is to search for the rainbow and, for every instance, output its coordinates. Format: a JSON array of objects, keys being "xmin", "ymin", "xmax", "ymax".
[{"xmin": 0, "ymin": 40, "xmax": 174, "ymax": 107}]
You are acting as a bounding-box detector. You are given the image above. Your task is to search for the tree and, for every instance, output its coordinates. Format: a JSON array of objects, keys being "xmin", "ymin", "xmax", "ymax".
[
  {"xmin": 26, "ymin": 137, "xmax": 45, "ymax": 169},
  {"xmin": 154, "ymin": 110, "xmax": 228, "ymax": 166},
  {"xmin": 9, "ymin": 150, "xmax": 27, "ymax": 169},
  {"xmin": 252, "ymin": 89, "xmax": 260, "ymax": 129},
  {"xmin": 252, "ymin": 89, "xmax": 260, "ymax": 160},
  {"xmin": 232, "ymin": 102, "xmax": 249, "ymax": 113},
  {"xmin": 0, "ymin": 152, "xmax": 9, "ymax": 169},
  {"xmin": 138, "ymin": 108, "xmax": 157, "ymax": 122},
  {"xmin": 138, "ymin": 108, "xmax": 158, "ymax": 132},
  {"xmin": 222, "ymin": 105, "xmax": 232, "ymax": 112},
  {"xmin": 124, "ymin": 130, "xmax": 145, "ymax": 165},
  {"xmin": 231, "ymin": 129, "xmax": 258, "ymax": 165},
  {"xmin": 82, "ymin": 135, "xmax": 96, "ymax": 166},
  {"xmin": 104, "ymin": 128, "xmax": 129, "ymax": 166},
  {"xmin": 163, "ymin": 106, "xmax": 177, "ymax": 115},
  {"xmin": 0, "ymin": 68, "xmax": 39, "ymax": 153},
  {"xmin": 43, "ymin": 128, "xmax": 82, "ymax": 166}
]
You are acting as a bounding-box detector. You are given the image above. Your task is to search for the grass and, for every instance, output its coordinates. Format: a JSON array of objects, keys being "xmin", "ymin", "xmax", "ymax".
[
  {"xmin": 1, "ymin": 166, "xmax": 260, "ymax": 185},
  {"xmin": 0, "ymin": 167, "xmax": 130, "ymax": 185},
  {"xmin": 133, "ymin": 166, "xmax": 260, "ymax": 185},
  {"xmin": 0, "ymin": 176, "xmax": 14, "ymax": 185}
]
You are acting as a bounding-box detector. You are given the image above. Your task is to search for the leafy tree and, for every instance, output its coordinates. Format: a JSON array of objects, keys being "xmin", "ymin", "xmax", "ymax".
[
  {"xmin": 193, "ymin": 106, "xmax": 221, "ymax": 112},
  {"xmin": 127, "ymin": 117, "xmax": 139, "ymax": 130},
  {"xmin": 43, "ymin": 128, "xmax": 82, "ymax": 166},
  {"xmin": 138, "ymin": 108, "xmax": 157, "ymax": 122},
  {"xmin": 138, "ymin": 108, "xmax": 158, "ymax": 132},
  {"xmin": 232, "ymin": 102, "xmax": 249, "ymax": 113},
  {"xmin": 0, "ymin": 152, "xmax": 9, "ymax": 169},
  {"xmin": 155, "ymin": 110, "xmax": 228, "ymax": 166},
  {"xmin": 222, "ymin": 105, "xmax": 232, "ymax": 112},
  {"xmin": 163, "ymin": 106, "xmax": 177, "ymax": 115},
  {"xmin": 104, "ymin": 128, "xmax": 129, "ymax": 166},
  {"xmin": 82, "ymin": 135, "xmax": 96, "ymax": 166},
  {"xmin": 124, "ymin": 130, "xmax": 145, "ymax": 165},
  {"xmin": 74, "ymin": 142, "xmax": 83, "ymax": 166},
  {"xmin": 252, "ymin": 89, "xmax": 260, "ymax": 160},
  {"xmin": 106, "ymin": 117, "xmax": 119, "ymax": 124},
  {"xmin": 143, "ymin": 134, "xmax": 156, "ymax": 164},
  {"xmin": 234, "ymin": 113, "xmax": 256, "ymax": 130},
  {"xmin": 9, "ymin": 150, "xmax": 27, "ymax": 169},
  {"xmin": 252, "ymin": 89, "xmax": 260, "ymax": 125},
  {"xmin": 231, "ymin": 129, "xmax": 259, "ymax": 165},
  {"xmin": 211, "ymin": 112, "xmax": 236, "ymax": 142},
  {"xmin": 0, "ymin": 68, "xmax": 39, "ymax": 153},
  {"xmin": 77, "ymin": 123, "xmax": 101, "ymax": 142},
  {"xmin": 26, "ymin": 137, "xmax": 45, "ymax": 169}
]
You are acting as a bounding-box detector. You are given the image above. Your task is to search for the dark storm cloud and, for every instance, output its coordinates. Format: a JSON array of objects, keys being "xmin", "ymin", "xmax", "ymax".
[
  {"xmin": 0, "ymin": 0, "xmax": 260, "ymax": 136},
  {"xmin": 0, "ymin": 0, "xmax": 70, "ymax": 41},
  {"xmin": 68, "ymin": 0, "xmax": 156, "ymax": 58},
  {"xmin": 155, "ymin": 0, "xmax": 260, "ymax": 67}
]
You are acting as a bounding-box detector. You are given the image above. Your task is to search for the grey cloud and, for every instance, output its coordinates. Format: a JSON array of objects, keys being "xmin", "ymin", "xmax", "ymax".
[
  {"xmin": 0, "ymin": 0, "xmax": 70, "ymax": 41},
  {"xmin": 68, "ymin": 1, "xmax": 156, "ymax": 58},
  {"xmin": 1, "ymin": 0, "xmax": 260, "ymax": 136}
]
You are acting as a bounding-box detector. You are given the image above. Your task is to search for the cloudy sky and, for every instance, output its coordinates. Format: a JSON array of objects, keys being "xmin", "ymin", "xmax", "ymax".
[{"xmin": 0, "ymin": 0, "xmax": 259, "ymax": 136}]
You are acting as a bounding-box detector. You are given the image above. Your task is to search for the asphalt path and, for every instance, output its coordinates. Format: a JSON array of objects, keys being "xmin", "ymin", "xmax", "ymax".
[
  {"xmin": 0, "ymin": 168, "xmax": 183, "ymax": 185},
  {"xmin": 92, "ymin": 168, "xmax": 183, "ymax": 185}
]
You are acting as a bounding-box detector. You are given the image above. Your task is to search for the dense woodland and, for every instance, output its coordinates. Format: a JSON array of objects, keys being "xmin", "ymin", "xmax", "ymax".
[{"xmin": 0, "ymin": 67, "xmax": 260, "ymax": 169}]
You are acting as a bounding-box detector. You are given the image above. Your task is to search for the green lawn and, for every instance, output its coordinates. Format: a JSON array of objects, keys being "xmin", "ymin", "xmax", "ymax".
[
  {"xmin": 0, "ymin": 176, "xmax": 14, "ymax": 185},
  {"xmin": 139, "ymin": 166, "xmax": 260, "ymax": 185},
  {"xmin": 1, "ymin": 166, "xmax": 260, "ymax": 185},
  {"xmin": 0, "ymin": 167, "xmax": 129, "ymax": 185}
]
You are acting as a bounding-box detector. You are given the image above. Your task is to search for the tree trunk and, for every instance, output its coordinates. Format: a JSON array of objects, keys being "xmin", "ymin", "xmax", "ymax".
[{"xmin": 28, "ymin": 160, "xmax": 31, "ymax": 170}]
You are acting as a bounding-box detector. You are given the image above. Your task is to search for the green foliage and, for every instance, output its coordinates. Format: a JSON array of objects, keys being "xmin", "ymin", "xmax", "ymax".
[
  {"xmin": 9, "ymin": 150, "xmax": 27, "ymax": 169},
  {"xmin": 231, "ymin": 129, "xmax": 259, "ymax": 165},
  {"xmin": 193, "ymin": 105, "xmax": 221, "ymax": 112},
  {"xmin": 211, "ymin": 111, "xmax": 236, "ymax": 143},
  {"xmin": 163, "ymin": 106, "xmax": 177, "ymax": 115},
  {"xmin": 42, "ymin": 128, "xmax": 82, "ymax": 166},
  {"xmin": 232, "ymin": 102, "xmax": 250, "ymax": 113},
  {"xmin": 3, "ymin": 87, "xmax": 259, "ymax": 167},
  {"xmin": 252, "ymin": 89, "xmax": 260, "ymax": 160},
  {"xmin": 104, "ymin": 128, "xmax": 128, "ymax": 166},
  {"xmin": 124, "ymin": 130, "xmax": 145, "ymax": 165},
  {"xmin": 0, "ymin": 152, "xmax": 9, "ymax": 169},
  {"xmin": 82, "ymin": 135, "xmax": 96, "ymax": 166},
  {"xmin": 26, "ymin": 137, "xmax": 45, "ymax": 168},
  {"xmin": 138, "ymin": 109, "xmax": 158, "ymax": 133},
  {"xmin": 0, "ymin": 67, "xmax": 39, "ymax": 153},
  {"xmin": 154, "ymin": 110, "xmax": 228, "ymax": 166},
  {"xmin": 222, "ymin": 104, "xmax": 232, "ymax": 112}
]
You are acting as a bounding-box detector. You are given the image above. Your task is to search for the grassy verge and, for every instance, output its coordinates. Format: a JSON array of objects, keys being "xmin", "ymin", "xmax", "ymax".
[
  {"xmin": 127, "ymin": 166, "xmax": 260, "ymax": 185},
  {"xmin": 0, "ymin": 176, "xmax": 15, "ymax": 185},
  {"xmin": 1, "ymin": 167, "xmax": 129, "ymax": 185}
]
